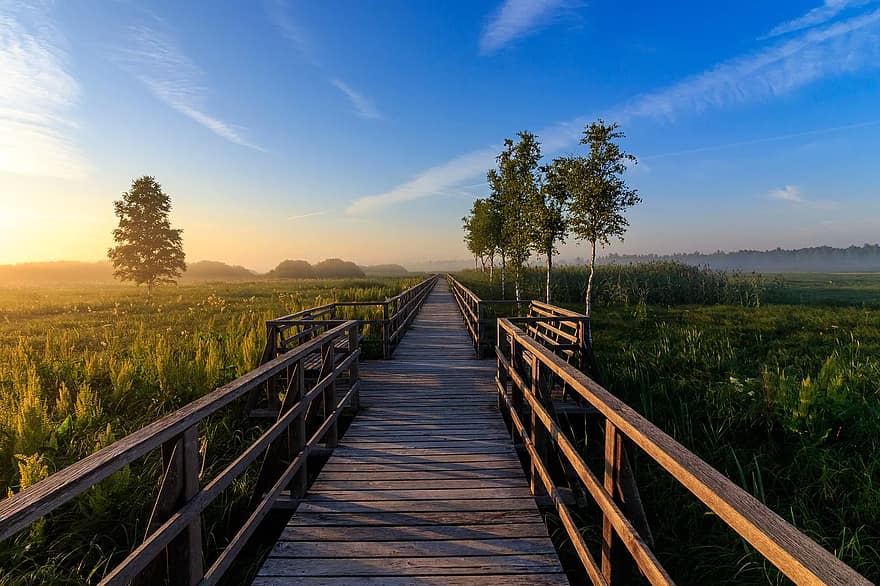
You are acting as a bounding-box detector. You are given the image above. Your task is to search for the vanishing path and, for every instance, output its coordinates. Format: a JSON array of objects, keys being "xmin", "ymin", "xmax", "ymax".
[{"xmin": 254, "ymin": 279, "xmax": 567, "ymax": 585}]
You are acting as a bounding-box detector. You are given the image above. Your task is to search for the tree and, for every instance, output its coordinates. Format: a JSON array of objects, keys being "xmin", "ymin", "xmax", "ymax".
[
  {"xmin": 534, "ymin": 162, "xmax": 568, "ymax": 303},
  {"xmin": 490, "ymin": 131, "xmax": 542, "ymax": 301},
  {"xmin": 560, "ymin": 120, "xmax": 640, "ymax": 340},
  {"xmin": 462, "ymin": 198, "xmax": 501, "ymax": 275},
  {"xmin": 269, "ymin": 259, "xmax": 315, "ymax": 279},
  {"xmin": 313, "ymin": 258, "xmax": 365, "ymax": 278},
  {"xmin": 108, "ymin": 176, "xmax": 186, "ymax": 294}
]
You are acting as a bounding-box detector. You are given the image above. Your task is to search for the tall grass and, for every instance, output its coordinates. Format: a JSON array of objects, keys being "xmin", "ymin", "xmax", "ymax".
[
  {"xmin": 0, "ymin": 277, "xmax": 420, "ymax": 585},
  {"xmin": 459, "ymin": 261, "xmax": 770, "ymax": 308},
  {"xmin": 456, "ymin": 266, "xmax": 880, "ymax": 582}
]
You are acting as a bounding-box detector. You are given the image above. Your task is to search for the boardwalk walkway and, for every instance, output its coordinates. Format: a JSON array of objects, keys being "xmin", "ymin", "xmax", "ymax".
[{"xmin": 254, "ymin": 280, "xmax": 568, "ymax": 585}]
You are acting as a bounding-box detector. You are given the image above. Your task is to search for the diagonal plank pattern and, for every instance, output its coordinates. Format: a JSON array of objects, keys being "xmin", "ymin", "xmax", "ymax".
[{"xmin": 254, "ymin": 280, "xmax": 568, "ymax": 585}]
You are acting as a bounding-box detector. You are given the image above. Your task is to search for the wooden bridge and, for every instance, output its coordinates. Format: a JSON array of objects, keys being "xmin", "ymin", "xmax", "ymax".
[
  {"xmin": 0, "ymin": 275, "xmax": 871, "ymax": 585},
  {"xmin": 255, "ymin": 278, "xmax": 566, "ymax": 584}
]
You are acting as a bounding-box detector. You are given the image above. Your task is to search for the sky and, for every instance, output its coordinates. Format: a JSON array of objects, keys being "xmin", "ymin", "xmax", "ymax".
[{"xmin": 2, "ymin": 0, "xmax": 880, "ymax": 271}]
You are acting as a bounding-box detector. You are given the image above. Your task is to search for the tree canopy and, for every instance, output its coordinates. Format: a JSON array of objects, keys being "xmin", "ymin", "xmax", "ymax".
[
  {"xmin": 461, "ymin": 119, "xmax": 641, "ymax": 316},
  {"xmin": 313, "ymin": 258, "xmax": 365, "ymax": 278},
  {"xmin": 107, "ymin": 176, "xmax": 186, "ymax": 292}
]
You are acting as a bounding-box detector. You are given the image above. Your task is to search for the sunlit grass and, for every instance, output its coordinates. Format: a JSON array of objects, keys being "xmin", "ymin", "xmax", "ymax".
[
  {"xmin": 456, "ymin": 266, "xmax": 880, "ymax": 583},
  {"xmin": 0, "ymin": 276, "xmax": 421, "ymax": 585}
]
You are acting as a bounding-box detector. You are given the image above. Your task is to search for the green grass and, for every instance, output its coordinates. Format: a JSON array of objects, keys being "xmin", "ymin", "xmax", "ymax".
[
  {"xmin": 0, "ymin": 276, "xmax": 421, "ymax": 585},
  {"xmin": 456, "ymin": 266, "xmax": 880, "ymax": 583},
  {"xmin": 764, "ymin": 272, "xmax": 880, "ymax": 307}
]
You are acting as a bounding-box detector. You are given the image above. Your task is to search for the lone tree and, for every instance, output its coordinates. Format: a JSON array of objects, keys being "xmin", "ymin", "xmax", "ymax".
[
  {"xmin": 560, "ymin": 120, "xmax": 640, "ymax": 340},
  {"xmin": 108, "ymin": 176, "xmax": 186, "ymax": 293}
]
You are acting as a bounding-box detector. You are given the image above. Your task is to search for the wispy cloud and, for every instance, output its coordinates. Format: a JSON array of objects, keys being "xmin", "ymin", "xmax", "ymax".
[
  {"xmin": 480, "ymin": 0, "xmax": 574, "ymax": 55},
  {"xmin": 331, "ymin": 79, "xmax": 381, "ymax": 120},
  {"xmin": 265, "ymin": 0, "xmax": 316, "ymax": 64},
  {"xmin": 619, "ymin": 8, "xmax": 880, "ymax": 121},
  {"xmin": 287, "ymin": 211, "xmax": 326, "ymax": 220},
  {"xmin": 348, "ymin": 8, "xmax": 880, "ymax": 214},
  {"xmin": 764, "ymin": 0, "xmax": 872, "ymax": 38},
  {"xmin": 769, "ymin": 185, "xmax": 805, "ymax": 202},
  {"xmin": 0, "ymin": 4, "xmax": 88, "ymax": 179},
  {"xmin": 642, "ymin": 118, "xmax": 880, "ymax": 160},
  {"xmin": 117, "ymin": 23, "xmax": 263, "ymax": 151},
  {"xmin": 347, "ymin": 147, "xmax": 498, "ymax": 215},
  {"xmin": 267, "ymin": 2, "xmax": 381, "ymax": 122},
  {"xmin": 768, "ymin": 185, "xmax": 837, "ymax": 209}
]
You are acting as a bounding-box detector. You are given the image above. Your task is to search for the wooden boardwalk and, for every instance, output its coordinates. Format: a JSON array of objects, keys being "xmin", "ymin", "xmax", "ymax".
[{"xmin": 254, "ymin": 280, "xmax": 568, "ymax": 585}]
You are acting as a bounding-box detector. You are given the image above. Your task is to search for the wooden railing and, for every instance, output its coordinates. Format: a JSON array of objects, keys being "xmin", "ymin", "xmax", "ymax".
[
  {"xmin": 447, "ymin": 275, "xmax": 595, "ymax": 373},
  {"xmin": 495, "ymin": 318, "xmax": 869, "ymax": 585},
  {"xmin": 0, "ymin": 321, "xmax": 362, "ymax": 586},
  {"xmin": 264, "ymin": 274, "xmax": 438, "ymax": 360}
]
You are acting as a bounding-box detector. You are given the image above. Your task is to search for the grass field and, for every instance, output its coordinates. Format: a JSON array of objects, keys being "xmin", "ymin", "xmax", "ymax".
[
  {"xmin": 456, "ymin": 265, "xmax": 880, "ymax": 583},
  {"xmin": 1, "ymin": 267, "xmax": 878, "ymax": 584},
  {"xmin": 0, "ymin": 277, "xmax": 421, "ymax": 585}
]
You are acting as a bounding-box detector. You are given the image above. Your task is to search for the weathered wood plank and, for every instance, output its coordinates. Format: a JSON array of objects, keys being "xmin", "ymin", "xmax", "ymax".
[
  {"xmin": 254, "ymin": 573, "xmax": 568, "ymax": 585},
  {"xmin": 286, "ymin": 510, "xmax": 545, "ymax": 527},
  {"xmin": 268, "ymin": 537, "xmax": 557, "ymax": 558},
  {"xmin": 279, "ymin": 522, "xmax": 550, "ymax": 541},
  {"xmin": 310, "ymin": 478, "xmax": 525, "ymax": 490},
  {"xmin": 308, "ymin": 487, "xmax": 534, "ymax": 501},
  {"xmin": 293, "ymin": 499, "xmax": 544, "ymax": 517},
  {"xmin": 316, "ymin": 469, "xmax": 525, "ymax": 481}
]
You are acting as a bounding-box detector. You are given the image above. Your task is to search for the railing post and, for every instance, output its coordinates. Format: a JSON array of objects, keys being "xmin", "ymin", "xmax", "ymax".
[
  {"xmin": 382, "ymin": 302, "xmax": 391, "ymax": 359},
  {"xmin": 289, "ymin": 364, "xmax": 307, "ymax": 498},
  {"xmin": 509, "ymin": 336, "xmax": 523, "ymax": 448},
  {"xmin": 321, "ymin": 341, "xmax": 338, "ymax": 448},
  {"xmin": 139, "ymin": 425, "xmax": 203, "ymax": 586},
  {"xmin": 602, "ymin": 421, "xmax": 626, "ymax": 584},
  {"xmin": 260, "ymin": 322, "xmax": 277, "ymax": 365},
  {"xmin": 476, "ymin": 301, "xmax": 484, "ymax": 358},
  {"xmin": 529, "ymin": 355, "xmax": 547, "ymax": 496},
  {"xmin": 348, "ymin": 325, "xmax": 360, "ymax": 412},
  {"xmin": 496, "ymin": 321, "xmax": 507, "ymax": 413}
]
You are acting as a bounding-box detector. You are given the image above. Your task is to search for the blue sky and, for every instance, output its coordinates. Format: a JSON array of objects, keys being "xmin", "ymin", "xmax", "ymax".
[{"xmin": 2, "ymin": 0, "xmax": 880, "ymax": 270}]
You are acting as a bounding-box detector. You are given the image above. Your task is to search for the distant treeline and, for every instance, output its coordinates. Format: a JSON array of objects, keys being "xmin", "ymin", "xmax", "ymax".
[
  {"xmin": 0, "ymin": 259, "xmax": 410, "ymax": 286},
  {"xmin": 598, "ymin": 244, "xmax": 880, "ymax": 272}
]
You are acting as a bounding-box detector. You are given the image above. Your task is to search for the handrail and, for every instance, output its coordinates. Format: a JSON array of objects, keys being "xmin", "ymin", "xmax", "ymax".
[
  {"xmin": 0, "ymin": 320, "xmax": 362, "ymax": 585},
  {"xmin": 447, "ymin": 274, "xmax": 592, "ymax": 371},
  {"xmin": 496, "ymin": 318, "xmax": 869, "ymax": 585},
  {"xmin": 265, "ymin": 274, "xmax": 438, "ymax": 359}
]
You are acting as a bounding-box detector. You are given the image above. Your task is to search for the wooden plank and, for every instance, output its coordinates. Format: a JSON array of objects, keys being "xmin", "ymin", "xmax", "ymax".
[
  {"xmin": 326, "ymin": 454, "xmax": 519, "ymax": 464},
  {"xmin": 308, "ymin": 487, "xmax": 534, "ymax": 501},
  {"xmin": 295, "ymin": 498, "xmax": 541, "ymax": 514},
  {"xmin": 279, "ymin": 522, "xmax": 550, "ymax": 541},
  {"xmin": 311, "ymin": 478, "xmax": 525, "ymax": 490},
  {"xmin": 287, "ymin": 510, "xmax": 544, "ymax": 527},
  {"xmin": 253, "ymin": 563, "xmax": 568, "ymax": 586},
  {"xmin": 316, "ymin": 469, "xmax": 525, "ymax": 481},
  {"xmin": 257, "ymin": 556, "xmax": 563, "ymax": 578},
  {"xmin": 320, "ymin": 460, "xmax": 524, "ymax": 472},
  {"xmin": 268, "ymin": 537, "xmax": 557, "ymax": 558}
]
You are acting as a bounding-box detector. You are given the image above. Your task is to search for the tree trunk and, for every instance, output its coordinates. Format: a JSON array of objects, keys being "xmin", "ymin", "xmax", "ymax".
[
  {"xmin": 546, "ymin": 253, "xmax": 552, "ymax": 304},
  {"xmin": 489, "ymin": 254, "xmax": 494, "ymax": 283},
  {"xmin": 585, "ymin": 241, "xmax": 596, "ymax": 344},
  {"xmin": 474, "ymin": 255, "xmax": 478, "ymax": 270},
  {"xmin": 501, "ymin": 253, "xmax": 507, "ymax": 299}
]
